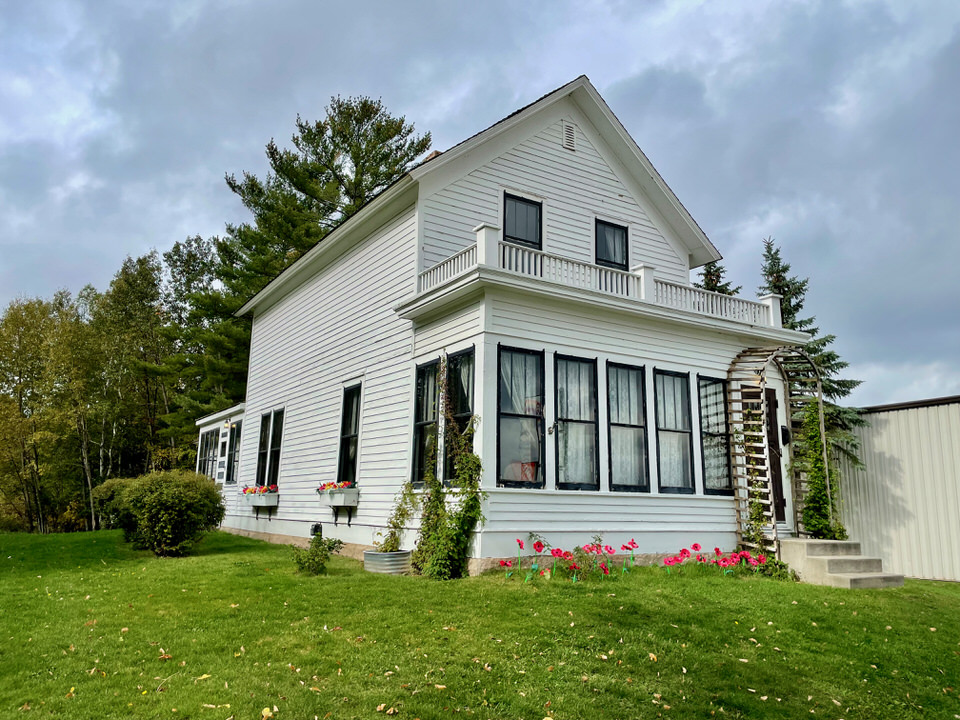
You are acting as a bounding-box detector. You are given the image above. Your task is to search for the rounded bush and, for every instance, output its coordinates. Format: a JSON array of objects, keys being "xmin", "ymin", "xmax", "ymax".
[
  {"xmin": 126, "ymin": 471, "xmax": 225, "ymax": 556},
  {"xmin": 92, "ymin": 476, "xmax": 143, "ymax": 541}
]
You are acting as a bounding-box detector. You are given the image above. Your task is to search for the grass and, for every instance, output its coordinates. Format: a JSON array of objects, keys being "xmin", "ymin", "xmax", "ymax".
[{"xmin": 1, "ymin": 531, "xmax": 959, "ymax": 720}]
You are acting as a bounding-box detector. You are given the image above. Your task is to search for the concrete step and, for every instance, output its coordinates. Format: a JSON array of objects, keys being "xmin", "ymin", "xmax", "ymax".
[
  {"xmin": 809, "ymin": 555, "xmax": 884, "ymax": 574},
  {"xmin": 795, "ymin": 539, "xmax": 862, "ymax": 557},
  {"xmin": 822, "ymin": 572, "xmax": 905, "ymax": 590}
]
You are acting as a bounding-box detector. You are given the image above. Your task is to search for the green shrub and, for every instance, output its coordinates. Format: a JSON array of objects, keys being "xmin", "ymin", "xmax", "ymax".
[
  {"xmin": 124, "ymin": 471, "xmax": 225, "ymax": 557},
  {"xmin": 292, "ymin": 535, "xmax": 345, "ymax": 575},
  {"xmin": 796, "ymin": 402, "xmax": 846, "ymax": 540},
  {"xmin": 92, "ymin": 477, "xmax": 142, "ymax": 541}
]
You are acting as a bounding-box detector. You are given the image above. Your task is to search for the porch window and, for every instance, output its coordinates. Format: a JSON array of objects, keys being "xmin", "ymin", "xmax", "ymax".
[
  {"xmin": 498, "ymin": 347, "xmax": 544, "ymax": 488},
  {"xmin": 555, "ymin": 355, "xmax": 599, "ymax": 490},
  {"xmin": 197, "ymin": 429, "xmax": 219, "ymax": 479},
  {"xmin": 412, "ymin": 361, "xmax": 439, "ymax": 485},
  {"xmin": 444, "ymin": 348, "xmax": 475, "ymax": 482},
  {"xmin": 654, "ymin": 370, "xmax": 694, "ymax": 493},
  {"xmin": 338, "ymin": 385, "xmax": 362, "ymax": 486},
  {"xmin": 225, "ymin": 420, "xmax": 242, "ymax": 484},
  {"xmin": 607, "ymin": 362, "xmax": 649, "ymax": 492},
  {"xmin": 504, "ymin": 194, "xmax": 542, "ymax": 249},
  {"xmin": 255, "ymin": 409, "xmax": 284, "ymax": 487},
  {"xmin": 698, "ymin": 376, "xmax": 733, "ymax": 494},
  {"xmin": 596, "ymin": 219, "xmax": 628, "ymax": 270}
]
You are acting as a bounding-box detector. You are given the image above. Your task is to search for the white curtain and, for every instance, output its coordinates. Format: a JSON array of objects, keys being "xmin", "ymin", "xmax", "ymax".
[
  {"xmin": 556, "ymin": 358, "xmax": 597, "ymax": 487},
  {"xmin": 608, "ymin": 365, "xmax": 647, "ymax": 488},
  {"xmin": 499, "ymin": 351, "xmax": 543, "ymax": 484},
  {"xmin": 656, "ymin": 373, "xmax": 692, "ymax": 489}
]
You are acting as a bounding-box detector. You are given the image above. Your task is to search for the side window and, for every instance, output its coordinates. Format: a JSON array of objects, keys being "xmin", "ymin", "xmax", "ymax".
[
  {"xmin": 699, "ymin": 377, "xmax": 732, "ymax": 494},
  {"xmin": 655, "ymin": 370, "xmax": 694, "ymax": 493},
  {"xmin": 596, "ymin": 219, "xmax": 628, "ymax": 270},
  {"xmin": 555, "ymin": 355, "xmax": 599, "ymax": 491},
  {"xmin": 607, "ymin": 362, "xmax": 649, "ymax": 492},
  {"xmin": 254, "ymin": 410, "xmax": 284, "ymax": 487},
  {"xmin": 503, "ymin": 193, "xmax": 542, "ymax": 249},
  {"xmin": 498, "ymin": 347, "xmax": 545, "ymax": 488},
  {"xmin": 444, "ymin": 349, "xmax": 475, "ymax": 483},
  {"xmin": 225, "ymin": 420, "xmax": 242, "ymax": 484},
  {"xmin": 412, "ymin": 361, "xmax": 439, "ymax": 485},
  {"xmin": 197, "ymin": 429, "xmax": 219, "ymax": 479},
  {"xmin": 338, "ymin": 385, "xmax": 362, "ymax": 486}
]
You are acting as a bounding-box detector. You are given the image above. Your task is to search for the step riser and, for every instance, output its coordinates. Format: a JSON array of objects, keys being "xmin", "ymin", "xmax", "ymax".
[
  {"xmin": 821, "ymin": 557, "xmax": 884, "ymax": 574},
  {"xmin": 823, "ymin": 574, "xmax": 905, "ymax": 590}
]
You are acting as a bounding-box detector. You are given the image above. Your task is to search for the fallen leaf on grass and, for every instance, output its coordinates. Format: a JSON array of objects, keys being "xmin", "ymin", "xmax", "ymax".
[
  {"xmin": 648, "ymin": 653, "xmax": 657, "ymax": 662},
  {"xmin": 194, "ymin": 674, "xmax": 211, "ymax": 683}
]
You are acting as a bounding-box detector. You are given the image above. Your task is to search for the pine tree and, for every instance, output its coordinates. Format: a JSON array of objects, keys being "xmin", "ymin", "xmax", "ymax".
[{"xmin": 694, "ymin": 261, "xmax": 741, "ymax": 295}]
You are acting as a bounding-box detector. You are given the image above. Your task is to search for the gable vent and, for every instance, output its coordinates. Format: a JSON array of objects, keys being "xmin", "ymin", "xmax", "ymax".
[{"xmin": 561, "ymin": 120, "xmax": 576, "ymax": 151}]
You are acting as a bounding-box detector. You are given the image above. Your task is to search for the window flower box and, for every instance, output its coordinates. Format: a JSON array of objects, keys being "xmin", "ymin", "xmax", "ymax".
[
  {"xmin": 317, "ymin": 487, "xmax": 360, "ymax": 508},
  {"xmin": 242, "ymin": 485, "xmax": 279, "ymax": 508}
]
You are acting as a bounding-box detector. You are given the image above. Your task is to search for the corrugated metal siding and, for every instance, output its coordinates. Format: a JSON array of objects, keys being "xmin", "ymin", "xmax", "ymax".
[
  {"xmin": 421, "ymin": 100, "xmax": 689, "ymax": 283},
  {"xmin": 840, "ymin": 401, "xmax": 960, "ymax": 581}
]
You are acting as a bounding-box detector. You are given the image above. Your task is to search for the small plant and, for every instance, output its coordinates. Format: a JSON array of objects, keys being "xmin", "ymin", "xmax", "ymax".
[
  {"xmin": 292, "ymin": 535, "xmax": 345, "ymax": 575},
  {"xmin": 318, "ymin": 481, "xmax": 353, "ymax": 491},
  {"xmin": 373, "ymin": 480, "xmax": 418, "ymax": 553}
]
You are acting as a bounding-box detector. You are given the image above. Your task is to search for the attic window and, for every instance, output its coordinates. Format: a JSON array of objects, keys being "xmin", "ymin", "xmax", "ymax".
[{"xmin": 561, "ymin": 120, "xmax": 576, "ymax": 151}]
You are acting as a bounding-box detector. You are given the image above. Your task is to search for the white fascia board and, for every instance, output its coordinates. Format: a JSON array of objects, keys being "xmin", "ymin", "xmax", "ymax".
[
  {"xmin": 394, "ymin": 270, "xmax": 810, "ymax": 346},
  {"xmin": 195, "ymin": 402, "xmax": 246, "ymax": 427},
  {"xmin": 236, "ymin": 178, "xmax": 417, "ymax": 317}
]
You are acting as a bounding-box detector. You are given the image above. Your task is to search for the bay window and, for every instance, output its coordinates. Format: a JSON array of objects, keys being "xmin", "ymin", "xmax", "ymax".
[{"xmin": 699, "ymin": 376, "xmax": 732, "ymax": 494}]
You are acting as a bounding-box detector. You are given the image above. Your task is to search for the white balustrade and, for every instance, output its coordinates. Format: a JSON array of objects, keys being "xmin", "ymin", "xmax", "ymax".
[{"xmin": 417, "ymin": 239, "xmax": 774, "ymax": 327}]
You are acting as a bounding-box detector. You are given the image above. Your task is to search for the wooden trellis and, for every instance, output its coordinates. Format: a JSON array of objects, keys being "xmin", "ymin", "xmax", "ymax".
[{"xmin": 727, "ymin": 347, "xmax": 829, "ymax": 557}]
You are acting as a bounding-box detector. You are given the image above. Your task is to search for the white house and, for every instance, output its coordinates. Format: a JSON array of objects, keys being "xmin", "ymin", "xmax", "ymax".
[{"xmin": 195, "ymin": 76, "xmax": 812, "ymax": 563}]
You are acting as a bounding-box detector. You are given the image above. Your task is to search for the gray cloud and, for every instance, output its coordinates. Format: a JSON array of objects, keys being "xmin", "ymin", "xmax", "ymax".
[{"xmin": 1, "ymin": 0, "xmax": 958, "ymax": 405}]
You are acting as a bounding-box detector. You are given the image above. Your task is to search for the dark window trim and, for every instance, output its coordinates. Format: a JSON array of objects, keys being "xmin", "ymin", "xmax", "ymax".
[
  {"xmin": 444, "ymin": 346, "xmax": 476, "ymax": 484},
  {"xmin": 554, "ymin": 353, "xmax": 600, "ymax": 491},
  {"xmin": 654, "ymin": 369, "xmax": 695, "ymax": 495},
  {"xmin": 503, "ymin": 192, "xmax": 542, "ymax": 250},
  {"xmin": 411, "ymin": 358, "xmax": 440, "ymax": 486},
  {"xmin": 198, "ymin": 429, "xmax": 219, "ymax": 479},
  {"xmin": 595, "ymin": 218, "xmax": 629, "ymax": 271},
  {"xmin": 337, "ymin": 384, "xmax": 362, "ymax": 486},
  {"xmin": 698, "ymin": 374, "xmax": 734, "ymax": 496},
  {"xmin": 606, "ymin": 361, "xmax": 650, "ymax": 493},
  {"xmin": 225, "ymin": 419, "xmax": 243, "ymax": 485},
  {"xmin": 497, "ymin": 344, "xmax": 546, "ymax": 489},
  {"xmin": 255, "ymin": 409, "xmax": 284, "ymax": 487}
]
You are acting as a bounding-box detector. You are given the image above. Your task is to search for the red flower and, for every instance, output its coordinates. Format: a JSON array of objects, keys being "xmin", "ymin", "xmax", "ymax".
[
  {"xmin": 539, "ymin": 569, "xmax": 546, "ymax": 576},
  {"xmin": 714, "ymin": 547, "xmax": 722, "ymax": 556},
  {"xmin": 691, "ymin": 543, "xmax": 702, "ymax": 552},
  {"xmin": 600, "ymin": 562, "xmax": 610, "ymax": 575},
  {"xmin": 696, "ymin": 555, "xmax": 705, "ymax": 563},
  {"xmin": 663, "ymin": 557, "xmax": 675, "ymax": 566},
  {"xmin": 620, "ymin": 544, "xmax": 629, "ymax": 551},
  {"xmin": 628, "ymin": 539, "xmax": 639, "ymax": 549},
  {"xmin": 748, "ymin": 557, "xmax": 759, "ymax": 567},
  {"xmin": 533, "ymin": 541, "xmax": 545, "ymax": 554},
  {"xmin": 603, "ymin": 545, "xmax": 615, "ymax": 555},
  {"xmin": 551, "ymin": 548, "xmax": 564, "ymax": 558},
  {"xmin": 583, "ymin": 544, "xmax": 594, "ymax": 554},
  {"xmin": 568, "ymin": 563, "xmax": 580, "ymax": 571},
  {"xmin": 516, "ymin": 539, "xmax": 524, "ymax": 550},
  {"xmin": 758, "ymin": 554, "xmax": 767, "ymax": 564},
  {"xmin": 679, "ymin": 548, "xmax": 691, "ymax": 559},
  {"xmin": 562, "ymin": 551, "xmax": 574, "ymax": 561},
  {"xmin": 499, "ymin": 559, "xmax": 513, "ymax": 567}
]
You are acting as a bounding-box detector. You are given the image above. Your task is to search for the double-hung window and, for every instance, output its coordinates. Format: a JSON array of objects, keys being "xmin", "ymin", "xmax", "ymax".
[
  {"xmin": 255, "ymin": 409, "xmax": 284, "ymax": 487},
  {"xmin": 654, "ymin": 370, "xmax": 694, "ymax": 493},
  {"xmin": 607, "ymin": 362, "xmax": 649, "ymax": 491},
  {"xmin": 197, "ymin": 429, "xmax": 219, "ymax": 479},
  {"xmin": 444, "ymin": 349, "xmax": 475, "ymax": 483},
  {"xmin": 555, "ymin": 355, "xmax": 599, "ymax": 491},
  {"xmin": 412, "ymin": 362, "xmax": 439, "ymax": 485},
  {"xmin": 504, "ymin": 194, "xmax": 542, "ymax": 249},
  {"xmin": 699, "ymin": 376, "xmax": 732, "ymax": 494},
  {"xmin": 596, "ymin": 219, "xmax": 628, "ymax": 270},
  {"xmin": 338, "ymin": 385, "xmax": 362, "ymax": 486},
  {"xmin": 498, "ymin": 347, "xmax": 545, "ymax": 488},
  {"xmin": 224, "ymin": 420, "xmax": 242, "ymax": 484}
]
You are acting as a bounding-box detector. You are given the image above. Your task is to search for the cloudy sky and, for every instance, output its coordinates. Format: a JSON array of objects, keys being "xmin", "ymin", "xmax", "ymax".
[{"xmin": 2, "ymin": 0, "xmax": 958, "ymax": 407}]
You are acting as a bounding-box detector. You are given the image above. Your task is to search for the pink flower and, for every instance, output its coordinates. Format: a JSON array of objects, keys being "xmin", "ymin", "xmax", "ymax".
[
  {"xmin": 691, "ymin": 543, "xmax": 702, "ymax": 552},
  {"xmin": 663, "ymin": 558, "xmax": 675, "ymax": 566},
  {"xmin": 600, "ymin": 562, "xmax": 610, "ymax": 575},
  {"xmin": 583, "ymin": 544, "xmax": 594, "ymax": 554},
  {"xmin": 551, "ymin": 548, "xmax": 564, "ymax": 558},
  {"xmin": 533, "ymin": 541, "xmax": 545, "ymax": 554},
  {"xmin": 620, "ymin": 544, "xmax": 630, "ymax": 551},
  {"xmin": 562, "ymin": 551, "xmax": 573, "ymax": 561},
  {"xmin": 714, "ymin": 547, "xmax": 722, "ymax": 556},
  {"xmin": 604, "ymin": 545, "xmax": 615, "ymax": 555},
  {"xmin": 748, "ymin": 557, "xmax": 759, "ymax": 567},
  {"xmin": 516, "ymin": 539, "xmax": 524, "ymax": 550},
  {"xmin": 696, "ymin": 555, "xmax": 705, "ymax": 563},
  {"xmin": 628, "ymin": 539, "xmax": 639, "ymax": 549},
  {"xmin": 679, "ymin": 548, "xmax": 691, "ymax": 559},
  {"xmin": 758, "ymin": 554, "xmax": 767, "ymax": 564}
]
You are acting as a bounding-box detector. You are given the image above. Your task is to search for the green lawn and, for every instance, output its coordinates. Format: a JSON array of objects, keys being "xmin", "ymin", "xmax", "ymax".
[{"xmin": 2, "ymin": 531, "xmax": 959, "ymax": 720}]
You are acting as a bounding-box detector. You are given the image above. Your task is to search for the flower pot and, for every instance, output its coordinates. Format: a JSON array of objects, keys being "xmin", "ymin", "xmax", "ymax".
[
  {"xmin": 363, "ymin": 549, "xmax": 412, "ymax": 575},
  {"xmin": 317, "ymin": 488, "xmax": 360, "ymax": 507},
  {"xmin": 244, "ymin": 493, "xmax": 279, "ymax": 508}
]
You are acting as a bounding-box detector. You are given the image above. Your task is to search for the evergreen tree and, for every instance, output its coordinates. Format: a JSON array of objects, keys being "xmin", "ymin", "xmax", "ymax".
[
  {"xmin": 694, "ymin": 261, "xmax": 741, "ymax": 295},
  {"xmin": 163, "ymin": 97, "xmax": 432, "ymax": 449}
]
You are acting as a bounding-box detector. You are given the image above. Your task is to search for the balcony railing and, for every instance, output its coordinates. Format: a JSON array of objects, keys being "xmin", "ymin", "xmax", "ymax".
[{"xmin": 415, "ymin": 224, "xmax": 780, "ymax": 328}]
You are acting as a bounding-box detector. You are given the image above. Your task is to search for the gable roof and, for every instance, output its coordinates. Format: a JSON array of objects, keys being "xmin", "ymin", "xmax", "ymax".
[{"xmin": 238, "ymin": 75, "xmax": 719, "ymax": 316}]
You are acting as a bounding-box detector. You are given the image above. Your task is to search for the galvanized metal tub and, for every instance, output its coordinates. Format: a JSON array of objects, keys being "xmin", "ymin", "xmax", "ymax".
[{"xmin": 363, "ymin": 550, "xmax": 412, "ymax": 575}]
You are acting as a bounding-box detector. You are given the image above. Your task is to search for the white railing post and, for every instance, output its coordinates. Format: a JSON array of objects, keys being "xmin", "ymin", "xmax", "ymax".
[
  {"xmin": 473, "ymin": 223, "xmax": 500, "ymax": 268},
  {"xmin": 759, "ymin": 293, "xmax": 783, "ymax": 328},
  {"xmin": 632, "ymin": 263, "xmax": 657, "ymax": 301}
]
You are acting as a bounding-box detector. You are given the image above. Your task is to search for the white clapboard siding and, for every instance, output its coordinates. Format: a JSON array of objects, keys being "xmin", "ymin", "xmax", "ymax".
[
  {"xmin": 478, "ymin": 491, "xmax": 736, "ymax": 557},
  {"xmin": 413, "ymin": 301, "xmax": 483, "ymax": 356},
  {"xmin": 839, "ymin": 400, "xmax": 960, "ymax": 581},
  {"xmin": 223, "ymin": 207, "xmax": 418, "ymax": 545},
  {"xmin": 488, "ymin": 292, "xmax": 753, "ymax": 373},
  {"xmin": 421, "ymin": 107, "xmax": 688, "ymax": 283}
]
